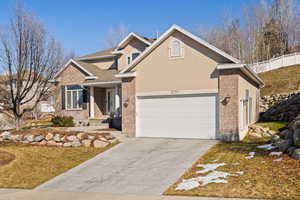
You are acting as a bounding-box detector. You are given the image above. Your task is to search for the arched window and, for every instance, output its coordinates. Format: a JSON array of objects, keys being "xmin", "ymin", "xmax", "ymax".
[{"xmin": 170, "ymin": 40, "xmax": 181, "ymax": 57}]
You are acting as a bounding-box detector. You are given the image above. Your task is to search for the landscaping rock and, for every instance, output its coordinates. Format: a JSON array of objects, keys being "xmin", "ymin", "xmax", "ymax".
[
  {"xmin": 82, "ymin": 139, "xmax": 92, "ymax": 147},
  {"xmin": 287, "ymin": 147, "xmax": 296, "ymax": 156},
  {"xmin": 47, "ymin": 141, "xmax": 57, "ymax": 146},
  {"xmin": 34, "ymin": 135, "xmax": 44, "ymax": 142},
  {"xmin": 271, "ymin": 135, "xmax": 281, "ymax": 143},
  {"xmin": 291, "ymin": 148, "xmax": 300, "ymax": 160},
  {"xmin": 45, "ymin": 133, "xmax": 53, "ymax": 141},
  {"xmin": 38, "ymin": 140, "xmax": 47, "ymax": 146},
  {"xmin": 25, "ymin": 134, "xmax": 35, "ymax": 142},
  {"xmin": 11, "ymin": 134, "xmax": 22, "ymax": 141},
  {"xmin": 88, "ymin": 135, "xmax": 96, "ymax": 140},
  {"xmin": 276, "ymin": 139, "xmax": 292, "ymax": 152},
  {"xmin": 63, "ymin": 142, "xmax": 72, "ymax": 147},
  {"xmin": 55, "ymin": 142, "xmax": 63, "ymax": 147},
  {"xmin": 67, "ymin": 135, "xmax": 77, "ymax": 142},
  {"xmin": 93, "ymin": 140, "xmax": 108, "ymax": 148},
  {"xmin": 53, "ymin": 134, "xmax": 61, "ymax": 142},
  {"xmin": 71, "ymin": 141, "xmax": 81, "ymax": 147},
  {"xmin": 104, "ymin": 135, "xmax": 115, "ymax": 140},
  {"xmin": 61, "ymin": 135, "xmax": 68, "ymax": 142},
  {"xmin": 1, "ymin": 131, "xmax": 11, "ymax": 140},
  {"xmin": 77, "ymin": 132, "xmax": 87, "ymax": 140},
  {"xmin": 293, "ymin": 129, "xmax": 300, "ymax": 147}
]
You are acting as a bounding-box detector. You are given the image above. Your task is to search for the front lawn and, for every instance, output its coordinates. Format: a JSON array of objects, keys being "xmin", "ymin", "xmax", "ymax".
[
  {"xmin": 165, "ymin": 139, "xmax": 300, "ymax": 200},
  {"xmin": 0, "ymin": 142, "xmax": 116, "ymax": 189}
]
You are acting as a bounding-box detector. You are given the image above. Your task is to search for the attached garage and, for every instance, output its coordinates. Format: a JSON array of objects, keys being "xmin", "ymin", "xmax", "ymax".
[{"xmin": 136, "ymin": 94, "xmax": 217, "ymax": 139}]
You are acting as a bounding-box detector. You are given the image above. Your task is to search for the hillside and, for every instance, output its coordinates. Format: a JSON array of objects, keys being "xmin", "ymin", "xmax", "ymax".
[{"xmin": 259, "ymin": 65, "xmax": 300, "ymax": 96}]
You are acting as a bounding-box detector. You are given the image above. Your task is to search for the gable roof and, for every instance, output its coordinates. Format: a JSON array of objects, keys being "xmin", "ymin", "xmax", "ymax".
[
  {"xmin": 119, "ymin": 25, "xmax": 241, "ymax": 74},
  {"xmin": 53, "ymin": 59, "xmax": 94, "ymax": 79},
  {"xmin": 117, "ymin": 32, "xmax": 153, "ymax": 49},
  {"xmin": 76, "ymin": 47, "xmax": 116, "ymax": 61}
]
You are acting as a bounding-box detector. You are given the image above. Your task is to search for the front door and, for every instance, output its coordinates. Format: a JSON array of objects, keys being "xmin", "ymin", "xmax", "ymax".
[{"xmin": 106, "ymin": 89, "xmax": 115, "ymax": 114}]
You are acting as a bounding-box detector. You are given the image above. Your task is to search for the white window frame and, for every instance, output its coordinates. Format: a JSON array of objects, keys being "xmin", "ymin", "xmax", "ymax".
[
  {"xmin": 169, "ymin": 39, "xmax": 184, "ymax": 58},
  {"xmin": 65, "ymin": 85, "xmax": 83, "ymax": 110},
  {"xmin": 127, "ymin": 50, "xmax": 141, "ymax": 65}
]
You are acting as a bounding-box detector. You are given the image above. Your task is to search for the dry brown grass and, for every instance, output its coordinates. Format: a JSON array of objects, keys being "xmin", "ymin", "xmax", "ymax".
[
  {"xmin": 259, "ymin": 65, "xmax": 300, "ymax": 96},
  {"xmin": 0, "ymin": 142, "xmax": 117, "ymax": 189},
  {"xmin": 0, "ymin": 150, "xmax": 15, "ymax": 166},
  {"xmin": 164, "ymin": 140, "xmax": 300, "ymax": 200}
]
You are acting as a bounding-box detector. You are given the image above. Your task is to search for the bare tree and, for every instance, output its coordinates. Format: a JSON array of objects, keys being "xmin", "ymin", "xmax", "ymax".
[
  {"xmin": 103, "ymin": 24, "xmax": 129, "ymax": 48},
  {"xmin": 0, "ymin": 5, "xmax": 63, "ymax": 130}
]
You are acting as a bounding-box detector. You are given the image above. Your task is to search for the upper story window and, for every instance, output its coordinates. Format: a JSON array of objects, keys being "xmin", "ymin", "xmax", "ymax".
[
  {"xmin": 170, "ymin": 39, "xmax": 182, "ymax": 57},
  {"xmin": 127, "ymin": 51, "xmax": 141, "ymax": 65}
]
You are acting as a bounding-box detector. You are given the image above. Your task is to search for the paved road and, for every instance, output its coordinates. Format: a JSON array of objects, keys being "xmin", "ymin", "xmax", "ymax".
[{"xmin": 36, "ymin": 138, "xmax": 217, "ymax": 195}]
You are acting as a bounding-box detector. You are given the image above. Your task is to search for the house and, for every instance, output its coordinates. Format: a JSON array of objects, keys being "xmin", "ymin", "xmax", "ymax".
[{"xmin": 52, "ymin": 25, "xmax": 264, "ymax": 141}]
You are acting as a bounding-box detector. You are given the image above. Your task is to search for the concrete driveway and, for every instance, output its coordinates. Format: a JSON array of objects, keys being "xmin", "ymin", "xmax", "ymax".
[{"xmin": 36, "ymin": 138, "xmax": 217, "ymax": 195}]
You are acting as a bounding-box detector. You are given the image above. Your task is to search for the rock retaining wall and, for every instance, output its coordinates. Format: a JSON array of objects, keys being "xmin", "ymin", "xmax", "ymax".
[
  {"xmin": 0, "ymin": 131, "xmax": 118, "ymax": 148},
  {"xmin": 260, "ymin": 91, "xmax": 300, "ymax": 121}
]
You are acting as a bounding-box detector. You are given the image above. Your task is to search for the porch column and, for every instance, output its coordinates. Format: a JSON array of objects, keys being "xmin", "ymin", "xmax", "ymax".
[
  {"xmin": 90, "ymin": 86, "xmax": 95, "ymax": 118},
  {"xmin": 115, "ymin": 85, "xmax": 120, "ymax": 115}
]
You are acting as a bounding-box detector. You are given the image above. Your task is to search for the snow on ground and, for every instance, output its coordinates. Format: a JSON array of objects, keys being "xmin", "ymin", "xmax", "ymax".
[
  {"xmin": 196, "ymin": 163, "xmax": 226, "ymax": 174},
  {"xmin": 257, "ymin": 144, "xmax": 276, "ymax": 150},
  {"xmin": 273, "ymin": 158, "xmax": 283, "ymax": 162},
  {"xmin": 269, "ymin": 152, "xmax": 283, "ymax": 156},
  {"xmin": 245, "ymin": 152, "xmax": 256, "ymax": 159},
  {"xmin": 176, "ymin": 163, "xmax": 244, "ymax": 191}
]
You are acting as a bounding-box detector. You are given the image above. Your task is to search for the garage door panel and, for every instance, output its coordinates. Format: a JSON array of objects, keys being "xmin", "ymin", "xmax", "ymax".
[{"xmin": 136, "ymin": 94, "xmax": 217, "ymax": 139}]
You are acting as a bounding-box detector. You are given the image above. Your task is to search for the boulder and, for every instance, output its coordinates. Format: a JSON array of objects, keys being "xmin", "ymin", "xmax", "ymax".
[
  {"xmin": 271, "ymin": 135, "xmax": 281, "ymax": 143},
  {"xmin": 293, "ymin": 129, "xmax": 300, "ymax": 147},
  {"xmin": 93, "ymin": 140, "xmax": 108, "ymax": 148},
  {"xmin": 25, "ymin": 134, "xmax": 35, "ymax": 142},
  {"xmin": 1, "ymin": 131, "xmax": 11, "ymax": 140},
  {"xmin": 287, "ymin": 146, "xmax": 296, "ymax": 156},
  {"xmin": 38, "ymin": 140, "xmax": 47, "ymax": 146},
  {"xmin": 104, "ymin": 135, "xmax": 115, "ymax": 140},
  {"xmin": 63, "ymin": 142, "xmax": 72, "ymax": 147},
  {"xmin": 276, "ymin": 139, "xmax": 292, "ymax": 152},
  {"xmin": 34, "ymin": 135, "xmax": 45, "ymax": 142},
  {"xmin": 45, "ymin": 133, "xmax": 54, "ymax": 141},
  {"xmin": 71, "ymin": 141, "xmax": 81, "ymax": 147},
  {"xmin": 53, "ymin": 134, "xmax": 61, "ymax": 142},
  {"xmin": 61, "ymin": 135, "xmax": 68, "ymax": 142},
  {"xmin": 67, "ymin": 135, "xmax": 77, "ymax": 141},
  {"xmin": 11, "ymin": 134, "xmax": 22, "ymax": 141},
  {"xmin": 291, "ymin": 148, "xmax": 300, "ymax": 160},
  {"xmin": 88, "ymin": 135, "xmax": 96, "ymax": 140},
  {"xmin": 77, "ymin": 132, "xmax": 87, "ymax": 140},
  {"xmin": 82, "ymin": 139, "xmax": 92, "ymax": 147}
]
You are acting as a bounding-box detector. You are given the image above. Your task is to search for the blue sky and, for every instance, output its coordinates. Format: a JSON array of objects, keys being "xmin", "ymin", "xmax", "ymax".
[{"xmin": 0, "ymin": 0, "xmax": 261, "ymax": 56}]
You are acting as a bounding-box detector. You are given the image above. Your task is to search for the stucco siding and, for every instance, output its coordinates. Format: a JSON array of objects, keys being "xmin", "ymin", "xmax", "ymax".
[
  {"xmin": 118, "ymin": 38, "xmax": 149, "ymax": 71},
  {"xmin": 135, "ymin": 31, "xmax": 226, "ymax": 94}
]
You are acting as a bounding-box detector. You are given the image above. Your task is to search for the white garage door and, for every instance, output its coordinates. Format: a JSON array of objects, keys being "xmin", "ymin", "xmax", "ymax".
[{"xmin": 136, "ymin": 94, "xmax": 217, "ymax": 139}]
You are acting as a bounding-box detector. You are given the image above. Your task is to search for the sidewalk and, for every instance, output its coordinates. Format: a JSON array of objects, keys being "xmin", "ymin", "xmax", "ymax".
[{"xmin": 0, "ymin": 190, "xmax": 262, "ymax": 200}]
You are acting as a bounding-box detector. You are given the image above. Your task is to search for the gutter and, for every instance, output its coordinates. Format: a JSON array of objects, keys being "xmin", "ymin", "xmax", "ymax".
[{"xmin": 114, "ymin": 72, "xmax": 136, "ymax": 78}]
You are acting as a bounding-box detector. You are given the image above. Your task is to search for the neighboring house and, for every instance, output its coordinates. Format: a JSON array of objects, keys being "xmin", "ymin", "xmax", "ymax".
[
  {"xmin": 53, "ymin": 25, "xmax": 264, "ymax": 141},
  {"xmin": 0, "ymin": 72, "xmax": 55, "ymax": 119}
]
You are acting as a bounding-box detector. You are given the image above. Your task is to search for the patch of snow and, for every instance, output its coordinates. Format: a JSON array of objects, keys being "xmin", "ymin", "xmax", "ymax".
[
  {"xmin": 269, "ymin": 152, "xmax": 283, "ymax": 156},
  {"xmin": 236, "ymin": 171, "xmax": 244, "ymax": 175},
  {"xmin": 175, "ymin": 170, "xmax": 231, "ymax": 190},
  {"xmin": 273, "ymin": 158, "xmax": 283, "ymax": 162},
  {"xmin": 257, "ymin": 144, "xmax": 276, "ymax": 150},
  {"xmin": 232, "ymin": 162, "xmax": 240, "ymax": 165},
  {"xmin": 196, "ymin": 163, "xmax": 226, "ymax": 174},
  {"xmin": 212, "ymin": 159, "xmax": 219, "ymax": 162},
  {"xmin": 175, "ymin": 179, "xmax": 200, "ymax": 190},
  {"xmin": 245, "ymin": 152, "xmax": 255, "ymax": 159}
]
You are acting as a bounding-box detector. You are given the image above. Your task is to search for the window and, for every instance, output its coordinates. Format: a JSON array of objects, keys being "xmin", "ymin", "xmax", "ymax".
[
  {"xmin": 170, "ymin": 40, "xmax": 181, "ymax": 57},
  {"xmin": 65, "ymin": 85, "xmax": 83, "ymax": 109},
  {"xmin": 127, "ymin": 52, "xmax": 140, "ymax": 65}
]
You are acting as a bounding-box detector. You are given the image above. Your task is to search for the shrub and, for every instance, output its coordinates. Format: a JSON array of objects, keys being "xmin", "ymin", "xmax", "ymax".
[{"xmin": 51, "ymin": 116, "xmax": 75, "ymax": 127}]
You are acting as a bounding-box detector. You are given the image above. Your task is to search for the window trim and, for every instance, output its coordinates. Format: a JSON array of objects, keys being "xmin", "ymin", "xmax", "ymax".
[
  {"xmin": 65, "ymin": 85, "xmax": 83, "ymax": 110},
  {"xmin": 169, "ymin": 39, "xmax": 184, "ymax": 59},
  {"xmin": 127, "ymin": 50, "xmax": 141, "ymax": 65}
]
